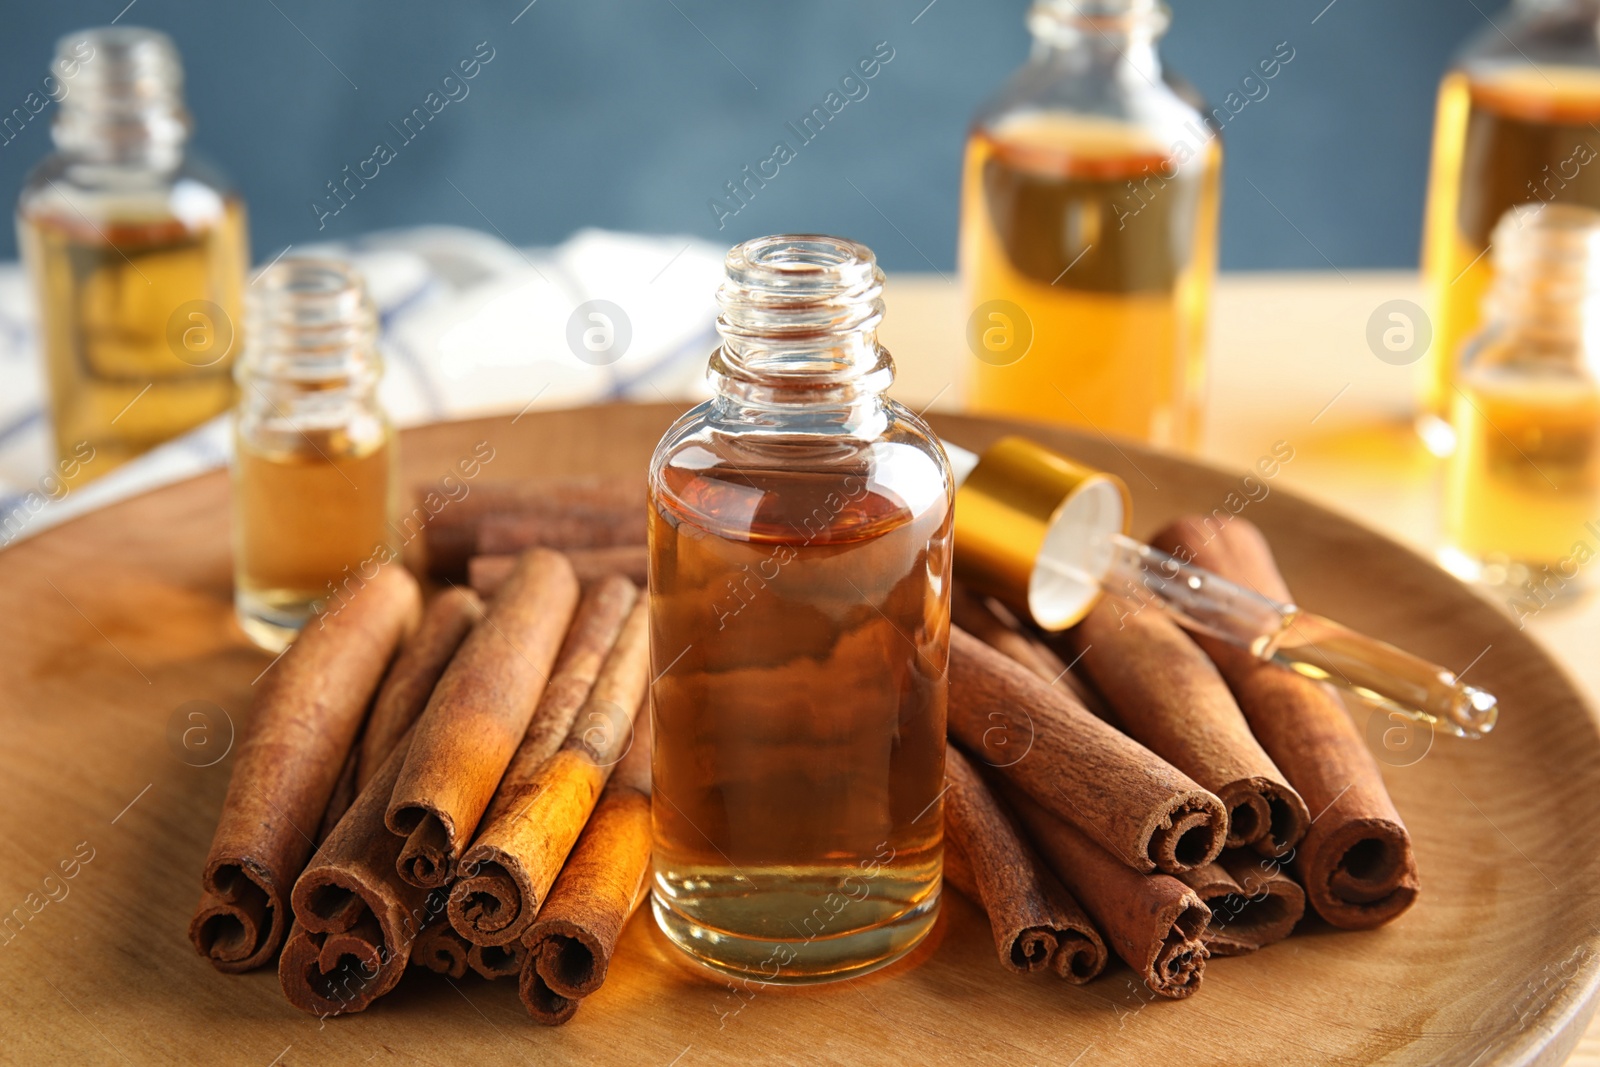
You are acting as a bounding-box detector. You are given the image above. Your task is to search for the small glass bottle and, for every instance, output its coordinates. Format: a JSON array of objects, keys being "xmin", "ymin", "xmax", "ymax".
[
  {"xmin": 648, "ymin": 235, "xmax": 953, "ymax": 984},
  {"xmin": 17, "ymin": 27, "xmax": 249, "ymax": 485},
  {"xmin": 1421, "ymin": 0, "xmax": 1600, "ymax": 454},
  {"xmin": 1442, "ymin": 203, "xmax": 1600, "ymax": 599},
  {"xmin": 959, "ymin": 0, "xmax": 1222, "ymax": 449},
  {"xmin": 233, "ymin": 259, "xmax": 397, "ymax": 652}
]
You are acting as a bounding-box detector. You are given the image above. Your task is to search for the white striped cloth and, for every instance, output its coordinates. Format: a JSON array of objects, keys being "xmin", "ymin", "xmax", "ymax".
[{"xmin": 0, "ymin": 226, "xmax": 725, "ymax": 544}]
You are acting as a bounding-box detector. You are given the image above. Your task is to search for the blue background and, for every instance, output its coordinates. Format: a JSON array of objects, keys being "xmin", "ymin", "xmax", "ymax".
[{"xmin": 0, "ymin": 0, "xmax": 1489, "ymax": 272}]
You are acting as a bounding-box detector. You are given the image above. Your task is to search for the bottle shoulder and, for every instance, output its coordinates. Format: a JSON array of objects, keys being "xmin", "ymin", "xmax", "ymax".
[
  {"xmin": 649, "ymin": 397, "xmax": 953, "ymax": 543},
  {"xmin": 1460, "ymin": 325, "xmax": 1600, "ymax": 385},
  {"xmin": 18, "ymin": 149, "xmax": 239, "ymax": 229},
  {"xmin": 1456, "ymin": 0, "xmax": 1600, "ymax": 71},
  {"xmin": 972, "ymin": 53, "xmax": 1208, "ymax": 149}
]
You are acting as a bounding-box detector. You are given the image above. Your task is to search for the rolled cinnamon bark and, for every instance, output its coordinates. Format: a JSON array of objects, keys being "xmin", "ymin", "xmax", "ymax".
[
  {"xmin": 412, "ymin": 920, "xmax": 471, "ymax": 978},
  {"xmin": 386, "ymin": 549, "xmax": 580, "ymax": 888},
  {"xmin": 942, "ymin": 745, "xmax": 1106, "ymax": 981},
  {"xmin": 356, "ymin": 587, "xmax": 482, "ymax": 792},
  {"xmin": 520, "ymin": 968, "xmax": 579, "ymax": 1026},
  {"xmin": 190, "ymin": 564, "xmax": 421, "ymax": 973},
  {"xmin": 1008, "ymin": 787, "xmax": 1210, "ymax": 999},
  {"xmin": 316, "ymin": 747, "xmax": 362, "ymax": 844},
  {"xmin": 470, "ymin": 546, "xmax": 649, "ymax": 596},
  {"xmin": 951, "ymin": 587, "xmax": 1069, "ymax": 681},
  {"xmin": 449, "ymin": 575, "xmax": 639, "ymax": 945},
  {"xmin": 453, "ymin": 596, "xmax": 650, "ymax": 950},
  {"xmin": 520, "ymin": 712, "xmax": 654, "ymax": 1020},
  {"xmin": 420, "ymin": 478, "xmax": 642, "ymax": 578},
  {"xmin": 948, "ymin": 628, "xmax": 1227, "ymax": 874},
  {"xmin": 1179, "ymin": 851, "xmax": 1305, "ymax": 956},
  {"xmin": 1068, "ymin": 599, "xmax": 1310, "ymax": 856},
  {"xmin": 951, "ymin": 586, "xmax": 1116, "ymax": 722},
  {"xmin": 1150, "ymin": 516, "xmax": 1420, "ymax": 930},
  {"xmin": 469, "ymin": 939, "xmax": 527, "ymax": 980},
  {"xmin": 478, "ymin": 511, "xmax": 645, "ymax": 557},
  {"xmin": 279, "ymin": 729, "xmax": 435, "ymax": 1015}
]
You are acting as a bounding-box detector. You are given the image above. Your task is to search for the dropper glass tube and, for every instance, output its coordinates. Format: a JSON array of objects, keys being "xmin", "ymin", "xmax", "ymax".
[{"xmin": 946, "ymin": 437, "xmax": 1499, "ymax": 740}]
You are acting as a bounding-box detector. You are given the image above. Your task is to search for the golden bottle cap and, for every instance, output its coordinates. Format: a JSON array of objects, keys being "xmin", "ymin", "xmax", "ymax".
[{"xmin": 951, "ymin": 436, "xmax": 1131, "ymax": 631}]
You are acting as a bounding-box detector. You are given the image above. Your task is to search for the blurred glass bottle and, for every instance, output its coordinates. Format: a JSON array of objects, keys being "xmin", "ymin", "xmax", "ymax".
[
  {"xmin": 233, "ymin": 259, "xmax": 397, "ymax": 652},
  {"xmin": 1421, "ymin": 0, "xmax": 1600, "ymax": 454},
  {"xmin": 17, "ymin": 27, "xmax": 248, "ymax": 486},
  {"xmin": 959, "ymin": 0, "xmax": 1222, "ymax": 450},
  {"xmin": 1442, "ymin": 204, "xmax": 1600, "ymax": 599}
]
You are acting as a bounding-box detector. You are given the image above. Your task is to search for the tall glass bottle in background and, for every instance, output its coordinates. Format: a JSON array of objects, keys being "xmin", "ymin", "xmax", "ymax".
[
  {"xmin": 17, "ymin": 27, "xmax": 248, "ymax": 485},
  {"xmin": 959, "ymin": 0, "xmax": 1222, "ymax": 450},
  {"xmin": 1421, "ymin": 0, "xmax": 1600, "ymax": 454},
  {"xmin": 1442, "ymin": 204, "xmax": 1600, "ymax": 597},
  {"xmin": 649, "ymin": 235, "xmax": 952, "ymax": 983},
  {"xmin": 233, "ymin": 259, "xmax": 397, "ymax": 652}
]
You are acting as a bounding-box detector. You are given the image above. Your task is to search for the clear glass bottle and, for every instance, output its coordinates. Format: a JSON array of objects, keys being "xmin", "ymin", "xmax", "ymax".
[
  {"xmin": 233, "ymin": 259, "xmax": 397, "ymax": 652},
  {"xmin": 648, "ymin": 234, "xmax": 953, "ymax": 984},
  {"xmin": 1442, "ymin": 203, "xmax": 1600, "ymax": 599},
  {"xmin": 17, "ymin": 27, "xmax": 249, "ymax": 485},
  {"xmin": 1421, "ymin": 0, "xmax": 1600, "ymax": 454},
  {"xmin": 959, "ymin": 0, "xmax": 1222, "ymax": 450}
]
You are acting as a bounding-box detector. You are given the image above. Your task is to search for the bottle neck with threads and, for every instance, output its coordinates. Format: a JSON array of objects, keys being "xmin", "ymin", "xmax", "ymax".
[
  {"xmin": 1026, "ymin": 0, "xmax": 1167, "ymax": 79},
  {"xmin": 1480, "ymin": 203, "xmax": 1600, "ymax": 360},
  {"xmin": 236, "ymin": 259, "xmax": 383, "ymax": 431},
  {"xmin": 51, "ymin": 27, "xmax": 190, "ymax": 171},
  {"xmin": 709, "ymin": 234, "xmax": 894, "ymax": 420}
]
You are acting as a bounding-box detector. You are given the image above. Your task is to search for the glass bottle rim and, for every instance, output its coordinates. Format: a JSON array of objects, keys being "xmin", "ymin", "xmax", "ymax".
[
  {"xmin": 241, "ymin": 257, "xmax": 381, "ymax": 385},
  {"xmin": 51, "ymin": 26, "xmax": 192, "ymax": 161},
  {"xmin": 711, "ymin": 233, "xmax": 893, "ymax": 402}
]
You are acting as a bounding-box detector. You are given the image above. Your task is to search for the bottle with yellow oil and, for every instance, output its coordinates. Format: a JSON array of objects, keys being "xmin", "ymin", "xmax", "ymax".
[
  {"xmin": 17, "ymin": 27, "xmax": 248, "ymax": 485},
  {"xmin": 1442, "ymin": 204, "xmax": 1600, "ymax": 601},
  {"xmin": 959, "ymin": 0, "xmax": 1222, "ymax": 450},
  {"xmin": 1420, "ymin": 0, "xmax": 1600, "ymax": 454},
  {"xmin": 233, "ymin": 259, "xmax": 397, "ymax": 651}
]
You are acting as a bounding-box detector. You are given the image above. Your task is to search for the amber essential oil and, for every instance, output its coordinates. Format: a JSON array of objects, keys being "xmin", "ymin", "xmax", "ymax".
[{"xmin": 960, "ymin": 114, "xmax": 1221, "ymax": 449}]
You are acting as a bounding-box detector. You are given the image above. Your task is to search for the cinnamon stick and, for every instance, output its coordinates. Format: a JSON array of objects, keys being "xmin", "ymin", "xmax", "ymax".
[
  {"xmin": 386, "ymin": 549, "xmax": 580, "ymax": 888},
  {"xmin": 420, "ymin": 478, "xmax": 642, "ymax": 578},
  {"xmin": 1150, "ymin": 516, "xmax": 1420, "ymax": 930},
  {"xmin": 951, "ymin": 585, "xmax": 1115, "ymax": 722},
  {"xmin": 279, "ymin": 729, "xmax": 435, "ymax": 1015},
  {"xmin": 520, "ymin": 965, "xmax": 580, "ymax": 1025},
  {"xmin": 1178, "ymin": 851, "xmax": 1304, "ymax": 956},
  {"xmin": 470, "ymin": 546, "xmax": 649, "ymax": 596},
  {"xmin": 520, "ymin": 711, "xmax": 654, "ymax": 1022},
  {"xmin": 947, "ymin": 627, "xmax": 1227, "ymax": 874},
  {"xmin": 942, "ymin": 745, "xmax": 1106, "ymax": 981},
  {"xmin": 190, "ymin": 564, "xmax": 421, "ymax": 973},
  {"xmin": 449, "ymin": 575, "xmax": 639, "ymax": 945},
  {"xmin": 478, "ymin": 511, "xmax": 645, "ymax": 557},
  {"xmin": 316, "ymin": 747, "xmax": 362, "ymax": 844},
  {"xmin": 951, "ymin": 586, "xmax": 1068, "ymax": 682},
  {"xmin": 1068, "ymin": 599, "xmax": 1310, "ymax": 856},
  {"xmin": 356, "ymin": 587, "xmax": 482, "ymax": 792},
  {"xmin": 453, "ymin": 598, "xmax": 650, "ymax": 955},
  {"xmin": 1008, "ymin": 787, "xmax": 1210, "ymax": 999},
  {"xmin": 412, "ymin": 920, "xmax": 471, "ymax": 978},
  {"xmin": 469, "ymin": 939, "xmax": 527, "ymax": 980}
]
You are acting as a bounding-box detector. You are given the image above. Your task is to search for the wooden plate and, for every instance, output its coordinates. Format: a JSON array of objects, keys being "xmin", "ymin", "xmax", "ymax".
[{"xmin": 3, "ymin": 403, "xmax": 1596, "ymax": 1066}]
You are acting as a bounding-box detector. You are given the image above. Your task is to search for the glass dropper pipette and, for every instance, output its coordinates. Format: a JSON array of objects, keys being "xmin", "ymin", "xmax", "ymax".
[{"xmin": 946, "ymin": 437, "xmax": 1498, "ymax": 740}]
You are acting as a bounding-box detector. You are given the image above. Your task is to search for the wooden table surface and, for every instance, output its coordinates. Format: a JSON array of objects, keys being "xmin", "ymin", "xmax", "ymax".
[{"xmin": 881, "ymin": 269, "xmax": 1600, "ymax": 1065}]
